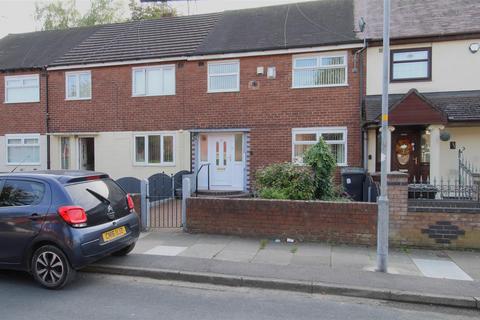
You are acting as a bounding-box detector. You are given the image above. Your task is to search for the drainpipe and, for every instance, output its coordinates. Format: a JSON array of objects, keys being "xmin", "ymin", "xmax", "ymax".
[
  {"xmin": 353, "ymin": 37, "xmax": 368, "ymax": 169},
  {"xmin": 43, "ymin": 66, "xmax": 51, "ymax": 170}
]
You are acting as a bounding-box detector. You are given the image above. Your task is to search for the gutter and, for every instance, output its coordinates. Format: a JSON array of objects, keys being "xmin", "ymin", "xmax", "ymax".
[
  {"xmin": 47, "ymin": 43, "xmax": 364, "ymax": 71},
  {"xmin": 43, "ymin": 66, "xmax": 51, "ymax": 170},
  {"xmin": 353, "ymin": 37, "xmax": 368, "ymax": 170}
]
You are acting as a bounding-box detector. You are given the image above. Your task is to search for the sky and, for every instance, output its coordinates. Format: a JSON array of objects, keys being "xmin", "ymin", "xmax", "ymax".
[{"xmin": 0, "ymin": 0, "xmax": 318, "ymax": 38}]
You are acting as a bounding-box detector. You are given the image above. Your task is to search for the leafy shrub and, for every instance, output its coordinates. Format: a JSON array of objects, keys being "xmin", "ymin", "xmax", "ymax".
[
  {"xmin": 255, "ymin": 163, "xmax": 316, "ymax": 200},
  {"xmin": 303, "ymin": 137, "xmax": 337, "ymax": 200}
]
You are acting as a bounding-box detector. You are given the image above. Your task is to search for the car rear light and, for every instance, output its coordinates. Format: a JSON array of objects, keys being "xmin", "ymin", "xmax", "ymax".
[
  {"xmin": 58, "ymin": 206, "xmax": 87, "ymax": 227},
  {"xmin": 126, "ymin": 194, "xmax": 135, "ymax": 211}
]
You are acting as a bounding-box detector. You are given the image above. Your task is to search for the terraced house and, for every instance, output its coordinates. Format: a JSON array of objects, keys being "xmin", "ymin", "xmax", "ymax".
[
  {"xmin": 1, "ymin": 0, "xmax": 479, "ymax": 193},
  {"xmin": 0, "ymin": 0, "xmax": 364, "ymax": 192},
  {"xmin": 358, "ymin": 0, "xmax": 480, "ymax": 184}
]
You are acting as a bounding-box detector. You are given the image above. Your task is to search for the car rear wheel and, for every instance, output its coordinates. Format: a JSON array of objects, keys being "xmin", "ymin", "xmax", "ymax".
[
  {"xmin": 31, "ymin": 245, "xmax": 76, "ymax": 290},
  {"xmin": 111, "ymin": 242, "xmax": 136, "ymax": 256}
]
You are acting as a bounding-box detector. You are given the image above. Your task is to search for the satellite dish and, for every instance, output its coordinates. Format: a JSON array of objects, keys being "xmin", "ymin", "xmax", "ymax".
[{"xmin": 358, "ymin": 17, "xmax": 366, "ymax": 33}]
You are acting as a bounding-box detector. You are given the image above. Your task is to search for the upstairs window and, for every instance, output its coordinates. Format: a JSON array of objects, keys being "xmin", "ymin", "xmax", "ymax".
[
  {"xmin": 134, "ymin": 133, "xmax": 175, "ymax": 165},
  {"xmin": 4, "ymin": 74, "xmax": 40, "ymax": 103},
  {"xmin": 391, "ymin": 48, "xmax": 431, "ymax": 81},
  {"xmin": 66, "ymin": 71, "xmax": 91, "ymax": 100},
  {"xmin": 293, "ymin": 53, "xmax": 347, "ymax": 88},
  {"xmin": 6, "ymin": 134, "xmax": 41, "ymax": 165},
  {"xmin": 208, "ymin": 60, "xmax": 240, "ymax": 93},
  {"xmin": 132, "ymin": 65, "xmax": 175, "ymax": 96},
  {"xmin": 292, "ymin": 128, "xmax": 347, "ymax": 166}
]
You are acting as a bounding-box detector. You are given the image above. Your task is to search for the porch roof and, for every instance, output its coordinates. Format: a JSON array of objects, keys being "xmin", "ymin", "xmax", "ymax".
[{"xmin": 365, "ymin": 90, "xmax": 480, "ymax": 124}]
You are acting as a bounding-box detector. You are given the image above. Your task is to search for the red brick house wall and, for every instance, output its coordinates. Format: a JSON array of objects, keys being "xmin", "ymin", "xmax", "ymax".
[
  {"xmin": 0, "ymin": 70, "xmax": 47, "ymax": 135},
  {"xmin": 48, "ymin": 63, "xmax": 187, "ymax": 133},
  {"xmin": 46, "ymin": 49, "xmax": 363, "ymax": 181},
  {"xmin": 183, "ymin": 51, "xmax": 363, "ymax": 175}
]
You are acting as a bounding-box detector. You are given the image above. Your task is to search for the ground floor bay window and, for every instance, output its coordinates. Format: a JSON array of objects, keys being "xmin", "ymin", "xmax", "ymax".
[{"xmin": 292, "ymin": 127, "xmax": 348, "ymax": 166}]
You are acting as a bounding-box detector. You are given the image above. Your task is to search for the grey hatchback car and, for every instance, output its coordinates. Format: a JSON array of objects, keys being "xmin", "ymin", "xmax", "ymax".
[{"xmin": 0, "ymin": 170, "xmax": 140, "ymax": 289}]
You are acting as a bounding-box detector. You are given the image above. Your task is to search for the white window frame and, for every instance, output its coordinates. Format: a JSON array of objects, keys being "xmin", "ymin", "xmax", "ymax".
[
  {"xmin": 133, "ymin": 132, "xmax": 176, "ymax": 166},
  {"xmin": 65, "ymin": 71, "xmax": 92, "ymax": 100},
  {"xmin": 292, "ymin": 52, "xmax": 348, "ymax": 89},
  {"xmin": 5, "ymin": 133, "xmax": 41, "ymax": 166},
  {"xmin": 132, "ymin": 65, "xmax": 176, "ymax": 97},
  {"xmin": 207, "ymin": 60, "xmax": 240, "ymax": 93},
  {"xmin": 4, "ymin": 74, "xmax": 40, "ymax": 103},
  {"xmin": 291, "ymin": 127, "xmax": 348, "ymax": 166}
]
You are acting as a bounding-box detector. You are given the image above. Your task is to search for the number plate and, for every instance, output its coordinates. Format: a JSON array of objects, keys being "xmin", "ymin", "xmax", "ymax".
[{"xmin": 102, "ymin": 226, "xmax": 127, "ymax": 242}]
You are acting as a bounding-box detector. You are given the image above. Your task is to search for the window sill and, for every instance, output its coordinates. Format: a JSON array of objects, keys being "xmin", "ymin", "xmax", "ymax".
[
  {"xmin": 6, "ymin": 163, "xmax": 41, "ymax": 166},
  {"xmin": 133, "ymin": 163, "xmax": 176, "ymax": 167},
  {"xmin": 66, "ymin": 97, "xmax": 92, "ymax": 101},
  {"xmin": 390, "ymin": 78, "xmax": 432, "ymax": 83},
  {"xmin": 3, "ymin": 100, "xmax": 40, "ymax": 104},
  {"xmin": 291, "ymin": 83, "xmax": 349, "ymax": 89},
  {"xmin": 207, "ymin": 89, "xmax": 240, "ymax": 94},
  {"xmin": 131, "ymin": 93, "xmax": 176, "ymax": 98}
]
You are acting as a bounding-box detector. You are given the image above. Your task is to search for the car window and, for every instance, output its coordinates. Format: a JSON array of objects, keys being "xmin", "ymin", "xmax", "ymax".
[
  {"xmin": 0, "ymin": 179, "xmax": 46, "ymax": 207},
  {"xmin": 65, "ymin": 179, "xmax": 126, "ymax": 212}
]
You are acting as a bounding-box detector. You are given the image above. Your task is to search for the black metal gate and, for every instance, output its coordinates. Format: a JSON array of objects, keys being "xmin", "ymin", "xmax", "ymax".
[{"xmin": 147, "ymin": 171, "xmax": 189, "ymax": 228}]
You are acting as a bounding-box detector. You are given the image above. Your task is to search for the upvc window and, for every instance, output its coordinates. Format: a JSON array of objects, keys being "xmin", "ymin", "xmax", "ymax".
[
  {"xmin": 6, "ymin": 134, "xmax": 41, "ymax": 165},
  {"xmin": 134, "ymin": 133, "xmax": 175, "ymax": 165},
  {"xmin": 208, "ymin": 60, "xmax": 240, "ymax": 92},
  {"xmin": 132, "ymin": 65, "xmax": 175, "ymax": 96},
  {"xmin": 391, "ymin": 48, "xmax": 431, "ymax": 81},
  {"xmin": 66, "ymin": 71, "xmax": 91, "ymax": 100},
  {"xmin": 4, "ymin": 74, "xmax": 40, "ymax": 103},
  {"xmin": 292, "ymin": 128, "xmax": 347, "ymax": 165},
  {"xmin": 293, "ymin": 53, "xmax": 347, "ymax": 88}
]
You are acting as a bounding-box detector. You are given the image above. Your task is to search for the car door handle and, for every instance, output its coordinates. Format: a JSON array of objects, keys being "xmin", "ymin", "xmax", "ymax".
[{"xmin": 29, "ymin": 213, "xmax": 42, "ymax": 220}]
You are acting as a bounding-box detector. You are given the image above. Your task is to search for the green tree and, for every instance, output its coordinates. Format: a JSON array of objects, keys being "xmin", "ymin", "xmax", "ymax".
[
  {"xmin": 128, "ymin": 0, "xmax": 177, "ymax": 21},
  {"xmin": 78, "ymin": 0, "xmax": 125, "ymax": 27},
  {"xmin": 35, "ymin": 0, "xmax": 178, "ymax": 31},
  {"xmin": 34, "ymin": 0, "xmax": 80, "ymax": 30}
]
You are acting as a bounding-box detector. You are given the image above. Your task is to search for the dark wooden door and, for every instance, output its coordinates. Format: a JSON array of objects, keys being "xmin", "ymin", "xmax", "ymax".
[{"xmin": 391, "ymin": 128, "xmax": 421, "ymax": 183}]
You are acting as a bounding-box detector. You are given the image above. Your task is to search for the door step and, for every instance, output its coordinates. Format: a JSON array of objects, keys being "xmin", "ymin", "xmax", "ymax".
[{"xmin": 194, "ymin": 190, "xmax": 251, "ymax": 198}]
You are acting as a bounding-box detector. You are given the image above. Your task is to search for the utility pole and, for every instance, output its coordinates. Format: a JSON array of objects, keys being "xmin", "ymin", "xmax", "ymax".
[{"xmin": 377, "ymin": 0, "xmax": 390, "ymax": 273}]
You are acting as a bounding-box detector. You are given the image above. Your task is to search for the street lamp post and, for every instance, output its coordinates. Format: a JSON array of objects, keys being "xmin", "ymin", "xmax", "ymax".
[{"xmin": 377, "ymin": 0, "xmax": 390, "ymax": 273}]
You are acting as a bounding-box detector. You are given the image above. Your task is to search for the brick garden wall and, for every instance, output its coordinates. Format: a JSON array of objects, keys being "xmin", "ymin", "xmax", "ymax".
[
  {"xmin": 387, "ymin": 173, "xmax": 480, "ymax": 250},
  {"xmin": 186, "ymin": 197, "xmax": 377, "ymax": 245},
  {"xmin": 185, "ymin": 173, "xmax": 480, "ymax": 249}
]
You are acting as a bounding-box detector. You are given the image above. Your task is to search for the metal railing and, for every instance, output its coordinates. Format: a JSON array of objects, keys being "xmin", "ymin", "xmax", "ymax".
[
  {"xmin": 458, "ymin": 148, "xmax": 478, "ymax": 186},
  {"xmin": 195, "ymin": 163, "xmax": 210, "ymax": 196},
  {"xmin": 409, "ymin": 176, "xmax": 479, "ymax": 202}
]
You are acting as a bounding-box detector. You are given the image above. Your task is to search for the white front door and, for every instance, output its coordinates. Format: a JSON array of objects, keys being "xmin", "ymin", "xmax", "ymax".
[
  {"xmin": 209, "ymin": 135, "xmax": 234, "ymax": 186},
  {"xmin": 198, "ymin": 133, "xmax": 244, "ymax": 191}
]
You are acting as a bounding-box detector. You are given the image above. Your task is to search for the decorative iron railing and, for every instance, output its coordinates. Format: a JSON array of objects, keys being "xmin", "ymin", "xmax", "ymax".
[
  {"xmin": 458, "ymin": 148, "xmax": 479, "ymax": 186},
  {"xmin": 409, "ymin": 176, "xmax": 479, "ymax": 203}
]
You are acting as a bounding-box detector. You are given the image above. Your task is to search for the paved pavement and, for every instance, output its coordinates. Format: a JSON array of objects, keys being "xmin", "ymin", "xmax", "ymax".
[
  {"xmin": 132, "ymin": 230, "xmax": 480, "ymax": 281},
  {"xmin": 86, "ymin": 230, "xmax": 480, "ymax": 309},
  {"xmin": 1, "ymin": 271, "xmax": 478, "ymax": 320}
]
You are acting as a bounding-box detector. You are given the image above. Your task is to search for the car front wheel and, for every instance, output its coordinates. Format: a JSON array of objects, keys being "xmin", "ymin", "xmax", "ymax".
[{"xmin": 31, "ymin": 245, "xmax": 76, "ymax": 290}]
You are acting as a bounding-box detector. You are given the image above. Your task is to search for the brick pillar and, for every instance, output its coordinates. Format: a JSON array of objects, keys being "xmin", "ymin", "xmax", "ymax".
[{"xmin": 387, "ymin": 172, "xmax": 408, "ymax": 244}]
